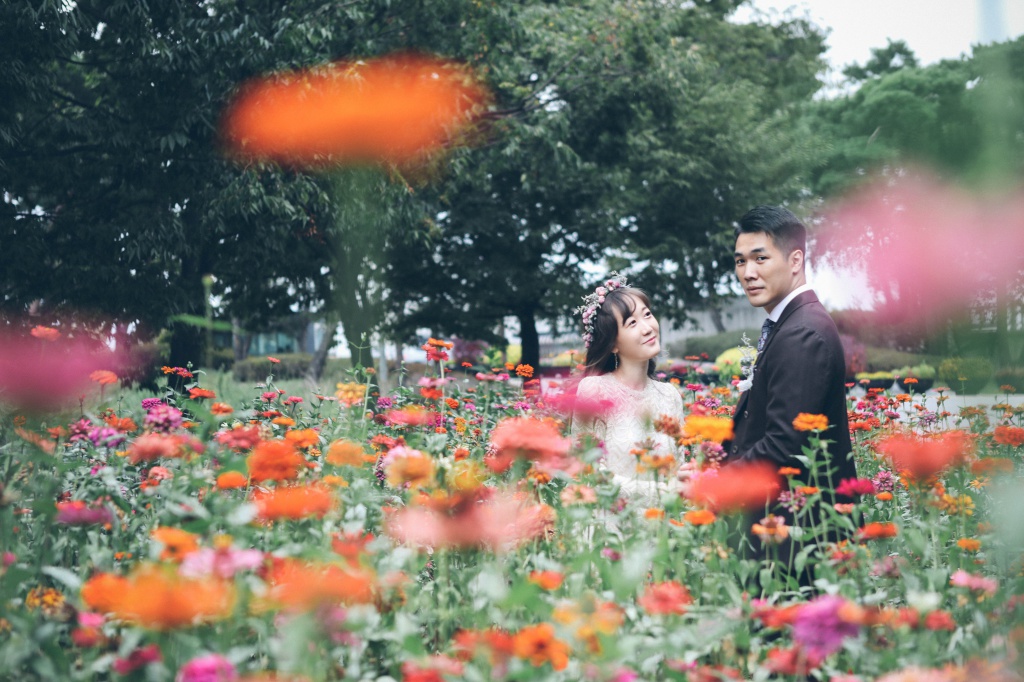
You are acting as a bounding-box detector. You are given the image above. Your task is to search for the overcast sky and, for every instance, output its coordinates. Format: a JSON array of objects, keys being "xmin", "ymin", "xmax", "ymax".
[{"xmin": 736, "ymin": 0, "xmax": 1024, "ymax": 91}]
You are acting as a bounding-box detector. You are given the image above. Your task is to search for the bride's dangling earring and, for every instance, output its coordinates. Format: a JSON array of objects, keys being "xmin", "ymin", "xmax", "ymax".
[{"xmin": 613, "ymin": 353, "xmax": 619, "ymax": 370}]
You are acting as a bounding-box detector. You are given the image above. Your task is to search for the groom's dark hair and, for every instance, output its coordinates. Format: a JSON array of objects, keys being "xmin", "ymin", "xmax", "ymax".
[{"xmin": 736, "ymin": 205, "xmax": 806, "ymax": 261}]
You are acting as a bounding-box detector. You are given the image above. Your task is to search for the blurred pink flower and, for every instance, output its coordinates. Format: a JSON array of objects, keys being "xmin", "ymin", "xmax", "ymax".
[
  {"xmin": 179, "ymin": 547, "xmax": 264, "ymax": 579},
  {"xmin": 55, "ymin": 501, "xmax": 113, "ymax": 526},
  {"xmin": 949, "ymin": 569, "xmax": 997, "ymax": 596},
  {"xmin": 0, "ymin": 331, "xmax": 125, "ymax": 411},
  {"xmin": 821, "ymin": 173, "xmax": 1024, "ymax": 326},
  {"xmin": 791, "ymin": 594, "xmax": 861, "ymax": 658},
  {"xmin": 176, "ymin": 653, "xmax": 237, "ymax": 682}
]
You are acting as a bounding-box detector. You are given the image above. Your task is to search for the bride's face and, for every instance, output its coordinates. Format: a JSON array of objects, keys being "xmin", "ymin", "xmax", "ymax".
[{"xmin": 612, "ymin": 294, "xmax": 661, "ymax": 363}]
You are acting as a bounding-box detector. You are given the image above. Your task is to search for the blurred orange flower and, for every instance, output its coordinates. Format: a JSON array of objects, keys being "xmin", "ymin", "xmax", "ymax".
[
  {"xmin": 30, "ymin": 325, "xmax": 60, "ymax": 341},
  {"xmin": 263, "ymin": 558, "xmax": 375, "ymax": 610},
  {"xmin": 247, "ymin": 440, "xmax": 304, "ymax": 482},
  {"xmin": 84, "ymin": 565, "xmax": 234, "ymax": 630},
  {"xmin": 686, "ymin": 462, "xmax": 780, "ymax": 513},
  {"xmin": 222, "ymin": 54, "xmax": 488, "ymax": 168},
  {"xmin": 90, "ymin": 370, "xmax": 119, "ymax": 386},
  {"xmin": 512, "ymin": 623, "xmax": 570, "ymax": 671},
  {"xmin": 210, "ymin": 402, "xmax": 234, "ymax": 415},
  {"xmin": 284, "ymin": 428, "xmax": 319, "ymax": 449},
  {"xmin": 638, "ymin": 580, "xmax": 692, "ymax": 615},
  {"xmin": 151, "ymin": 527, "xmax": 200, "ymax": 562},
  {"xmin": 683, "ymin": 415, "xmax": 734, "ymax": 444},
  {"xmin": 188, "ymin": 387, "xmax": 215, "ymax": 400},
  {"xmin": 528, "ymin": 571, "xmax": 564, "ymax": 590},
  {"xmin": 792, "ymin": 413, "xmax": 829, "ymax": 432},
  {"xmin": 993, "ymin": 425, "xmax": 1024, "ymax": 447},
  {"xmin": 875, "ymin": 430, "xmax": 972, "ymax": 481},
  {"xmin": 216, "ymin": 471, "xmax": 248, "ymax": 490},
  {"xmin": 325, "ymin": 439, "xmax": 368, "ymax": 467},
  {"xmin": 857, "ymin": 522, "xmax": 898, "ymax": 541},
  {"xmin": 683, "ymin": 509, "xmax": 717, "ymax": 525},
  {"xmin": 253, "ymin": 484, "xmax": 334, "ymax": 521}
]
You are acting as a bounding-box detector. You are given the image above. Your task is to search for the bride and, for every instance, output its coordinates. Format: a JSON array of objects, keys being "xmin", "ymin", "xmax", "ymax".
[{"xmin": 571, "ymin": 273, "xmax": 684, "ymax": 504}]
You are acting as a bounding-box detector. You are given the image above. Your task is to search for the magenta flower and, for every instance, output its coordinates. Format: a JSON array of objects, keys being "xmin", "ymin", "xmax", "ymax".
[
  {"xmin": 56, "ymin": 501, "xmax": 113, "ymax": 526},
  {"xmin": 113, "ymin": 644, "xmax": 162, "ymax": 675},
  {"xmin": 836, "ymin": 477, "xmax": 876, "ymax": 498},
  {"xmin": 176, "ymin": 653, "xmax": 237, "ymax": 682},
  {"xmin": 144, "ymin": 403, "xmax": 183, "ymax": 433},
  {"xmin": 791, "ymin": 594, "xmax": 861, "ymax": 658}
]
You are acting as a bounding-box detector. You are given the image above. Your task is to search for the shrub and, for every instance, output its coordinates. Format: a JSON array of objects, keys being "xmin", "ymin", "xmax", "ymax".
[
  {"xmin": 715, "ymin": 347, "xmax": 747, "ymax": 384},
  {"xmin": 994, "ymin": 366, "xmax": 1024, "ymax": 391},
  {"xmin": 864, "ymin": 347, "xmax": 936, "ymax": 373},
  {"xmin": 938, "ymin": 357, "xmax": 993, "ymax": 395},
  {"xmin": 895, "ymin": 363, "xmax": 936, "ymax": 379},
  {"xmin": 679, "ymin": 329, "xmax": 761, "ymax": 360},
  {"xmin": 233, "ymin": 353, "xmax": 312, "ymax": 382}
]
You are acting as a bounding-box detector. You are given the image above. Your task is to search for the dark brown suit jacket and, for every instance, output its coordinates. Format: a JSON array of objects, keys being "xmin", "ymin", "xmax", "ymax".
[
  {"xmin": 725, "ymin": 291, "xmax": 857, "ymax": 575},
  {"xmin": 727, "ymin": 290, "xmax": 854, "ymax": 480}
]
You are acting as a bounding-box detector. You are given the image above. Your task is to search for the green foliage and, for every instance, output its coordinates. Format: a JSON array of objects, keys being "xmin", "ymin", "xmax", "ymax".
[
  {"xmin": 232, "ymin": 353, "xmax": 350, "ymax": 382},
  {"xmin": 673, "ymin": 328, "xmax": 761, "ymax": 359},
  {"xmin": 939, "ymin": 356, "xmax": 994, "ymax": 394},
  {"xmin": 864, "ymin": 347, "xmax": 937, "ymax": 374},
  {"xmin": 993, "ymin": 366, "xmax": 1024, "ymax": 390}
]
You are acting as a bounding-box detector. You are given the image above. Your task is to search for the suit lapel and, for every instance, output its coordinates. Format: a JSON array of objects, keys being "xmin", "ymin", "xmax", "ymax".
[{"xmin": 753, "ymin": 291, "xmax": 819, "ymax": 368}]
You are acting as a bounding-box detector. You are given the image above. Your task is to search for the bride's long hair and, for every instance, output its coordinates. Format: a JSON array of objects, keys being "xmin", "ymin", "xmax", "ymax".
[{"xmin": 581, "ymin": 287, "xmax": 657, "ymax": 378}]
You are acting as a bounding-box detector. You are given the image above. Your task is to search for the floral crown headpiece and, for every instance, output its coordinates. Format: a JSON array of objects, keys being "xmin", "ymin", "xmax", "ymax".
[{"xmin": 575, "ymin": 272, "xmax": 629, "ymax": 348}]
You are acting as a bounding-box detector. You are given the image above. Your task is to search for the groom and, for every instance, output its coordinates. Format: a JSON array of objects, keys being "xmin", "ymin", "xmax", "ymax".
[
  {"xmin": 727, "ymin": 205, "xmax": 853, "ymax": 475},
  {"xmin": 726, "ymin": 206, "xmax": 856, "ymax": 571}
]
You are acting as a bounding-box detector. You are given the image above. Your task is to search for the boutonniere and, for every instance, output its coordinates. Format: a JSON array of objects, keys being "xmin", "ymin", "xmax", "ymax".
[{"xmin": 736, "ymin": 332, "xmax": 757, "ymax": 393}]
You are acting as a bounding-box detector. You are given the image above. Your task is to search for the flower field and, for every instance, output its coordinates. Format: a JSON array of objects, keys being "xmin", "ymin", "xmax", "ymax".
[{"xmin": 1, "ymin": 336, "xmax": 1023, "ymax": 681}]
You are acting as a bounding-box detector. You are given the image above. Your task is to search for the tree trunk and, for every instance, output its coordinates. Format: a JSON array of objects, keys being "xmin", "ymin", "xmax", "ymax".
[
  {"xmin": 518, "ymin": 308, "xmax": 540, "ymax": 369},
  {"xmin": 231, "ymin": 318, "xmax": 249, "ymax": 361},
  {"xmin": 709, "ymin": 306, "xmax": 726, "ymax": 334},
  {"xmin": 306, "ymin": 316, "xmax": 338, "ymax": 383},
  {"xmin": 994, "ymin": 282, "xmax": 1011, "ymax": 368}
]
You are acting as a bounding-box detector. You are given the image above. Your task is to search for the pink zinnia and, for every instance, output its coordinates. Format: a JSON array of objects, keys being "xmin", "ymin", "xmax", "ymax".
[
  {"xmin": 176, "ymin": 653, "xmax": 237, "ymax": 682},
  {"xmin": 949, "ymin": 569, "xmax": 997, "ymax": 596},
  {"xmin": 179, "ymin": 547, "xmax": 264, "ymax": 580},
  {"xmin": 791, "ymin": 594, "xmax": 861, "ymax": 657}
]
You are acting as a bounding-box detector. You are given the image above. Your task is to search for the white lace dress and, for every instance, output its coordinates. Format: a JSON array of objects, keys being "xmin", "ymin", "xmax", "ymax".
[{"xmin": 572, "ymin": 374, "xmax": 685, "ymax": 505}]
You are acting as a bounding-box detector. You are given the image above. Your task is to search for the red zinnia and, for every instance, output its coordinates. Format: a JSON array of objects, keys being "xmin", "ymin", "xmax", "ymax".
[{"xmin": 637, "ymin": 580, "xmax": 693, "ymax": 615}]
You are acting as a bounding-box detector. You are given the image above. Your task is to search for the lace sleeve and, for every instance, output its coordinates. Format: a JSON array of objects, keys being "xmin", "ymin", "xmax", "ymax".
[{"xmin": 570, "ymin": 376, "xmax": 607, "ymax": 442}]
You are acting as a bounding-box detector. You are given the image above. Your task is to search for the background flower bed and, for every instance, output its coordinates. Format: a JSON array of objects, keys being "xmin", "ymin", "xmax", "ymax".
[{"xmin": 1, "ymin": 350, "xmax": 1023, "ymax": 682}]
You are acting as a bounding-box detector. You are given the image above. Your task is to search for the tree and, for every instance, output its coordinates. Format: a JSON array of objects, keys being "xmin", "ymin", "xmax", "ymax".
[{"xmin": 385, "ymin": 1, "xmax": 827, "ymax": 365}]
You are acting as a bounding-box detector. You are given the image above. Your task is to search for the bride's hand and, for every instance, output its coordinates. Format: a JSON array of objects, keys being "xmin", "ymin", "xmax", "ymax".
[{"xmin": 675, "ymin": 459, "xmax": 700, "ymax": 495}]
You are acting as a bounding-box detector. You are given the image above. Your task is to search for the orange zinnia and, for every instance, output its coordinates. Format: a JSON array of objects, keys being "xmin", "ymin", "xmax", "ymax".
[
  {"xmin": 188, "ymin": 387, "xmax": 216, "ymax": 400},
  {"xmin": 638, "ymin": 580, "xmax": 693, "ymax": 615},
  {"xmin": 247, "ymin": 440, "xmax": 304, "ymax": 482},
  {"xmin": 210, "ymin": 402, "xmax": 234, "ymax": 416},
  {"xmin": 792, "ymin": 413, "xmax": 829, "ymax": 432},
  {"xmin": 956, "ymin": 538, "xmax": 981, "ymax": 552},
  {"xmin": 222, "ymin": 55, "xmax": 488, "ymax": 168},
  {"xmin": 385, "ymin": 448, "xmax": 436, "ymax": 489},
  {"xmin": 151, "ymin": 527, "xmax": 200, "ymax": 562},
  {"xmin": 683, "ymin": 415, "xmax": 734, "ymax": 444},
  {"xmin": 683, "ymin": 509, "xmax": 717, "ymax": 525},
  {"xmin": 686, "ymin": 462, "xmax": 780, "ymax": 513},
  {"xmin": 253, "ymin": 485, "xmax": 334, "ymax": 521},
  {"xmin": 857, "ymin": 522, "xmax": 898, "ymax": 541},
  {"xmin": 875, "ymin": 430, "xmax": 972, "ymax": 480},
  {"xmin": 30, "ymin": 325, "xmax": 60, "ymax": 341},
  {"xmin": 528, "ymin": 571, "xmax": 564, "ymax": 590},
  {"xmin": 107, "ymin": 565, "xmax": 234, "ymax": 629},
  {"xmin": 90, "ymin": 370, "xmax": 119, "ymax": 386},
  {"xmin": 325, "ymin": 439, "xmax": 368, "ymax": 466},
  {"xmin": 284, "ymin": 428, "xmax": 319, "ymax": 449},
  {"xmin": 512, "ymin": 623, "xmax": 570, "ymax": 671},
  {"xmin": 81, "ymin": 573, "xmax": 129, "ymax": 613},
  {"xmin": 216, "ymin": 471, "xmax": 248, "ymax": 490},
  {"xmin": 263, "ymin": 558, "xmax": 375, "ymax": 610}
]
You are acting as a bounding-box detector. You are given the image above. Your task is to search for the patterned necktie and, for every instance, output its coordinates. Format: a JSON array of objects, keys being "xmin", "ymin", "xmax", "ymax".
[{"xmin": 757, "ymin": 318, "xmax": 775, "ymax": 352}]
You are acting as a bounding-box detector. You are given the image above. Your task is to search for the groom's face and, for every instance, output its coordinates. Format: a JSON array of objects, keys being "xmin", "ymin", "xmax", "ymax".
[{"xmin": 734, "ymin": 231, "xmax": 801, "ymax": 314}]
